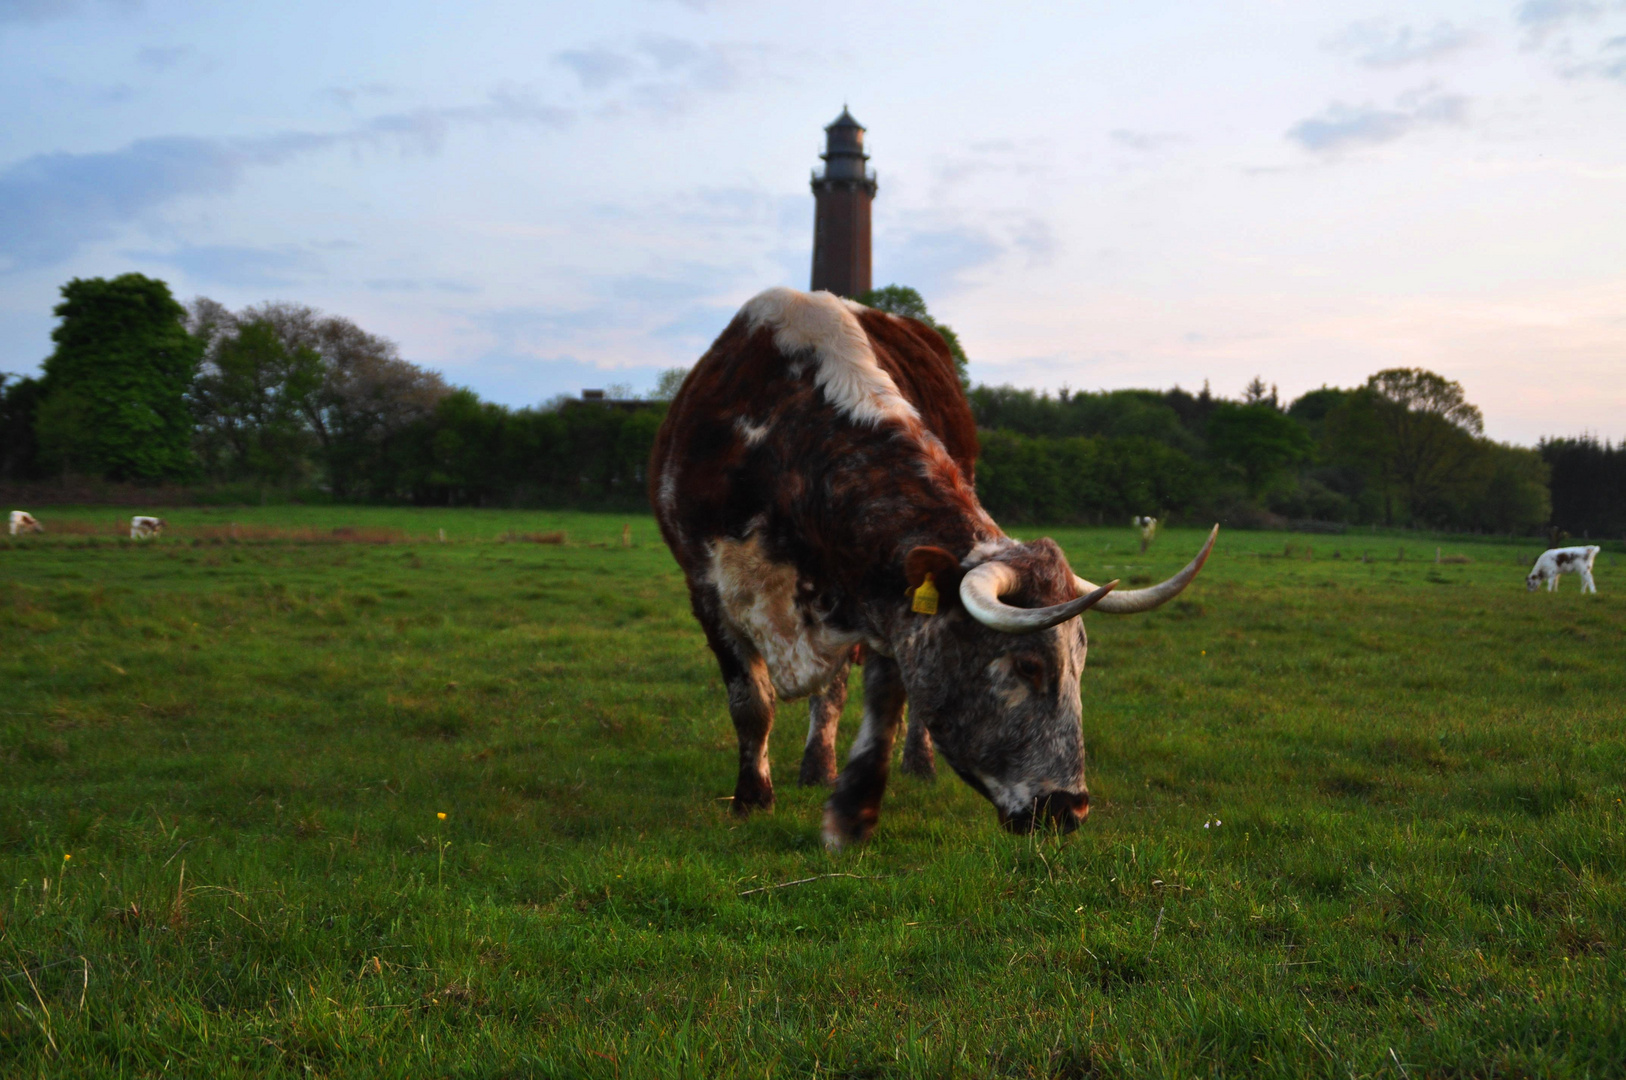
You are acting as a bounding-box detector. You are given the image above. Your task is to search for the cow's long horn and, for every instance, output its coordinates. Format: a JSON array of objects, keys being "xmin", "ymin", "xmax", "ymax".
[
  {"xmin": 960, "ymin": 562, "xmax": 1118, "ymax": 635},
  {"xmin": 1074, "ymin": 524, "xmax": 1219, "ymax": 614}
]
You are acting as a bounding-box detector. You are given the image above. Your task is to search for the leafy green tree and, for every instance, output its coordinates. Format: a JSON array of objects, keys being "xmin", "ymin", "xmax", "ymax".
[
  {"xmin": 191, "ymin": 319, "xmax": 323, "ymax": 487},
  {"xmin": 187, "ymin": 300, "xmax": 449, "ymax": 497},
  {"xmin": 1467, "ymin": 444, "xmax": 1550, "ymax": 534},
  {"xmin": 651, "ymin": 367, "xmax": 690, "ymax": 401},
  {"xmin": 36, "ymin": 274, "xmax": 201, "ymax": 480},
  {"xmin": 1329, "ymin": 369, "xmax": 1485, "ymax": 524},
  {"xmin": 1206, "ymin": 401, "xmax": 1313, "ymax": 496},
  {"xmin": 854, "ymin": 285, "xmax": 969, "ymax": 387},
  {"xmin": 0, "ymin": 373, "xmax": 45, "ymax": 480}
]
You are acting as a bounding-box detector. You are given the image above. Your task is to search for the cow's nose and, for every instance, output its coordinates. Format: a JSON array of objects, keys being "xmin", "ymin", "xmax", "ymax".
[
  {"xmin": 1008, "ymin": 790, "xmax": 1089, "ymax": 833},
  {"xmin": 1045, "ymin": 789, "xmax": 1089, "ymax": 829}
]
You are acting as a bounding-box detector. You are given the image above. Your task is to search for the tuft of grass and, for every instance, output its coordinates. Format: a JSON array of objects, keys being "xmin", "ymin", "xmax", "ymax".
[{"xmin": 1, "ymin": 509, "xmax": 1622, "ymax": 1077}]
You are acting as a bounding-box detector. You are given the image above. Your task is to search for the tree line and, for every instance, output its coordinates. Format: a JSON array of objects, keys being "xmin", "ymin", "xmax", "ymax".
[
  {"xmin": 970, "ymin": 372, "xmax": 1557, "ymax": 534},
  {"xmin": 0, "ymin": 273, "xmax": 1613, "ymax": 536}
]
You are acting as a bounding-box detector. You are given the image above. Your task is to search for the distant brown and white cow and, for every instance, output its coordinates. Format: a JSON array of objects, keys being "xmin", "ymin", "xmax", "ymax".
[
  {"xmin": 652, "ymin": 287, "xmax": 1216, "ymax": 848},
  {"xmin": 130, "ymin": 516, "xmax": 165, "ymax": 539},
  {"xmin": 1527, "ymin": 546, "xmax": 1600, "ymax": 593},
  {"xmin": 9, "ymin": 511, "xmax": 43, "ymax": 535}
]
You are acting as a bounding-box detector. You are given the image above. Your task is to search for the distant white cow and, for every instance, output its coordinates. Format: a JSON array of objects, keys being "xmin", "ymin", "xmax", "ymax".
[
  {"xmin": 130, "ymin": 516, "xmax": 165, "ymax": 539},
  {"xmin": 1527, "ymin": 546, "xmax": 1600, "ymax": 594},
  {"xmin": 9, "ymin": 511, "xmax": 43, "ymax": 535}
]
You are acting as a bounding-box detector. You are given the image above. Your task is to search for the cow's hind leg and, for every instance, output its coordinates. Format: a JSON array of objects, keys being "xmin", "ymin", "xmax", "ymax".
[
  {"xmin": 823, "ymin": 653, "xmax": 908, "ymax": 848},
  {"xmin": 799, "ymin": 658, "xmax": 849, "ymax": 787},
  {"xmin": 697, "ymin": 615, "xmax": 779, "ymax": 814},
  {"xmin": 900, "ymin": 712, "xmax": 936, "ymax": 779}
]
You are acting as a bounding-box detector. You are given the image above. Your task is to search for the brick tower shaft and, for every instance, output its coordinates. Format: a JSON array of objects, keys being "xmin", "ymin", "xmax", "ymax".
[{"xmin": 810, "ymin": 108, "xmax": 877, "ymax": 298}]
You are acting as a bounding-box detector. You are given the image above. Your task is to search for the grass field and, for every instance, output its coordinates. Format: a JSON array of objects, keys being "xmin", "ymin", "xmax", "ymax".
[{"xmin": 2, "ymin": 507, "xmax": 1623, "ymax": 1078}]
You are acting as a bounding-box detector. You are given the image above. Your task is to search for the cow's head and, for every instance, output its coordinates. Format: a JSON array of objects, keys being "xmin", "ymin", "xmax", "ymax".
[{"xmin": 895, "ymin": 527, "xmax": 1217, "ymax": 835}]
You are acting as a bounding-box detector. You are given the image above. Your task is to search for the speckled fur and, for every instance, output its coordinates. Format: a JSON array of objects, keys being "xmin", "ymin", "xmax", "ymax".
[{"xmin": 652, "ymin": 287, "xmax": 1098, "ymax": 845}]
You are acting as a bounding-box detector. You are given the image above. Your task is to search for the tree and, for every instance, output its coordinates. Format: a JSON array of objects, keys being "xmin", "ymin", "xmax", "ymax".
[
  {"xmin": 854, "ymin": 285, "xmax": 969, "ymax": 387},
  {"xmin": 1286, "ymin": 386, "xmax": 1348, "ymax": 440},
  {"xmin": 0, "ymin": 373, "xmax": 45, "ymax": 480},
  {"xmin": 651, "ymin": 367, "xmax": 690, "ymax": 401},
  {"xmin": 191, "ymin": 319, "xmax": 323, "ymax": 486},
  {"xmin": 1206, "ymin": 401, "xmax": 1313, "ymax": 496},
  {"xmin": 1241, "ymin": 376, "xmax": 1279, "ymax": 408},
  {"xmin": 1363, "ymin": 368, "xmax": 1485, "ymax": 524},
  {"xmin": 36, "ymin": 274, "xmax": 201, "ymax": 480},
  {"xmin": 188, "ymin": 300, "xmax": 449, "ymax": 496}
]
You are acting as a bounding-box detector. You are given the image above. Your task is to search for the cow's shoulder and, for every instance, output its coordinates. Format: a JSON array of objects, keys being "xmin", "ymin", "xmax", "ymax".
[{"xmin": 850, "ymin": 306, "xmax": 979, "ymax": 481}]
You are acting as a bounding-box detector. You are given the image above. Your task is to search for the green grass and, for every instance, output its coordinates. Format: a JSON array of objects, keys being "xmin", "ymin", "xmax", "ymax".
[{"xmin": 2, "ymin": 509, "xmax": 1623, "ymax": 1078}]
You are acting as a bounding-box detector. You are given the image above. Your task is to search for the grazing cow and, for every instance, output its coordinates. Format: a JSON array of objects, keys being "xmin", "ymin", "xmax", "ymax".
[
  {"xmin": 1527, "ymin": 546, "xmax": 1600, "ymax": 593},
  {"xmin": 130, "ymin": 516, "xmax": 165, "ymax": 539},
  {"xmin": 9, "ymin": 511, "xmax": 43, "ymax": 535},
  {"xmin": 1133, "ymin": 515, "xmax": 1158, "ymax": 553},
  {"xmin": 652, "ymin": 287, "xmax": 1217, "ymax": 847}
]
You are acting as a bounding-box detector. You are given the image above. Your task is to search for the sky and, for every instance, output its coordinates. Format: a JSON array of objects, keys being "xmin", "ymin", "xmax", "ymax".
[{"xmin": 2, "ymin": 0, "xmax": 1624, "ymax": 445}]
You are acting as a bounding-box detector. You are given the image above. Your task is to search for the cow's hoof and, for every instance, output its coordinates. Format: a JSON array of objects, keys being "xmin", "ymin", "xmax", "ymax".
[
  {"xmin": 798, "ymin": 750, "xmax": 838, "ymax": 787},
  {"xmin": 820, "ymin": 804, "xmax": 876, "ymax": 850},
  {"xmin": 731, "ymin": 778, "xmax": 774, "ymax": 815}
]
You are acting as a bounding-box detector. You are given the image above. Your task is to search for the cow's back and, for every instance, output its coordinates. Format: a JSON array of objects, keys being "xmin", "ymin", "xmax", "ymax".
[{"xmin": 651, "ymin": 291, "xmax": 979, "ymax": 572}]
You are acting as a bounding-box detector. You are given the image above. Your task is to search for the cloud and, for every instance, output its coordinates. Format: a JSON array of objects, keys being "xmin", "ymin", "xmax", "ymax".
[
  {"xmin": 320, "ymin": 82, "xmax": 394, "ymax": 109},
  {"xmin": 1324, "ymin": 19, "xmax": 1480, "ymax": 67},
  {"xmin": 0, "ymin": 89, "xmax": 573, "ymax": 272},
  {"xmin": 874, "ymin": 223, "xmax": 1003, "ymax": 299},
  {"xmin": 365, "ymin": 278, "xmax": 480, "ymax": 295},
  {"xmin": 1109, "ymin": 129, "xmax": 1186, "ymax": 152},
  {"xmin": 129, "ymin": 243, "xmax": 322, "ymax": 287},
  {"xmin": 1287, "ymin": 89, "xmax": 1469, "ymax": 154},
  {"xmin": 556, "ymin": 46, "xmax": 638, "ymax": 90},
  {"xmin": 0, "ymin": 137, "xmax": 242, "ymax": 272},
  {"xmin": 0, "ymin": 0, "xmax": 135, "ymax": 23},
  {"xmin": 136, "ymin": 44, "xmax": 190, "ymax": 71},
  {"xmin": 1516, "ymin": 0, "xmax": 1605, "ymax": 45},
  {"xmin": 552, "ymin": 34, "xmax": 755, "ymax": 116}
]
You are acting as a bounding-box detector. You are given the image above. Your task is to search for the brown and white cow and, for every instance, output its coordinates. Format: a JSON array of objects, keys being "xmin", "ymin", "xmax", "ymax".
[
  {"xmin": 9, "ymin": 511, "xmax": 43, "ymax": 535},
  {"xmin": 130, "ymin": 516, "xmax": 165, "ymax": 539},
  {"xmin": 652, "ymin": 287, "xmax": 1216, "ymax": 847}
]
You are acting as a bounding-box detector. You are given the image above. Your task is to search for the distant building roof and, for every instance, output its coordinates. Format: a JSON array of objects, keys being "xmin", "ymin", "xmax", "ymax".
[
  {"xmin": 826, "ymin": 107, "xmax": 863, "ymax": 131},
  {"xmin": 563, "ymin": 389, "xmax": 658, "ymax": 413}
]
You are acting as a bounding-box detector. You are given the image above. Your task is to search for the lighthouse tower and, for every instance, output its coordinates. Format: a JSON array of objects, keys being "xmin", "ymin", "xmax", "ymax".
[{"xmin": 809, "ymin": 108, "xmax": 877, "ymax": 298}]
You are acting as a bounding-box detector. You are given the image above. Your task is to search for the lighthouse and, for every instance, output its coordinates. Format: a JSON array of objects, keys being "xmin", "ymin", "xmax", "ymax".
[{"xmin": 809, "ymin": 107, "xmax": 877, "ymax": 298}]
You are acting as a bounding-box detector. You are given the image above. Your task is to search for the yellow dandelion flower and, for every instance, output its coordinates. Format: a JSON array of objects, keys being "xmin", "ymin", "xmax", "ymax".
[
  {"xmin": 63, "ymin": 853, "xmax": 71, "ymax": 861},
  {"xmin": 437, "ymin": 812, "xmax": 447, "ymax": 821}
]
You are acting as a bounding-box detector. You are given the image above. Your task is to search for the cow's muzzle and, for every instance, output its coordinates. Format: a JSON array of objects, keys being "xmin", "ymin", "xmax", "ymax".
[{"xmin": 1000, "ymin": 790, "xmax": 1090, "ymax": 834}]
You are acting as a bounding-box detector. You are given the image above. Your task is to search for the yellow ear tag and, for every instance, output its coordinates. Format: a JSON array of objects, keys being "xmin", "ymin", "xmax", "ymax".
[{"xmin": 911, "ymin": 572, "xmax": 940, "ymax": 615}]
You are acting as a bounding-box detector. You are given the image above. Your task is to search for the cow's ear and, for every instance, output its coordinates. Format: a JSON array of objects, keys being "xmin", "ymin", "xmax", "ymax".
[{"xmin": 904, "ymin": 546, "xmax": 966, "ymax": 608}]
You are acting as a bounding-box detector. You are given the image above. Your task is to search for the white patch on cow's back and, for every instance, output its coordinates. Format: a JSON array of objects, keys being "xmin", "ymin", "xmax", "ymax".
[
  {"xmin": 708, "ymin": 531, "xmax": 861, "ymax": 698},
  {"xmin": 963, "ymin": 537, "xmax": 1015, "ymax": 567},
  {"xmin": 741, "ymin": 287, "xmax": 919, "ymax": 428}
]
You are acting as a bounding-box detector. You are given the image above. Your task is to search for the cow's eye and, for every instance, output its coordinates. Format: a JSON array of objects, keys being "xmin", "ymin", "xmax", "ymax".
[{"xmin": 1013, "ymin": 656, "xmax": 1045, "ymax": 687}]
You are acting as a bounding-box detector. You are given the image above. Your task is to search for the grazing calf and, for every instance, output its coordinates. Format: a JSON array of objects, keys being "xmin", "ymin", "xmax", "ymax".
[
  {"xmin": 1526, "ymin": 546, "xmax": 1600, "ymax": 594},
  {"xmin": 9, "ymin": 511, "xmax": 43, "ymax": 535},
  {"xmin": 651, "ymin": 286, "xmax": 1216, "ymax": 847},
  {"xmin": 1134, "ymin": 515, "xmax": 1158, "ymax": 553},
  {"xmin": 130, "ymin": 516, "xmax": 165, "ymax": 539}
]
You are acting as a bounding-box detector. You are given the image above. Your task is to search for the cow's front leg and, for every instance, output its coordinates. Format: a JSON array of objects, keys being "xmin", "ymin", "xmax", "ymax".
[
  {"xmin": 823, "ymin": 653, "xmax": 907, "ymax": 848},
  {"xmin": 900, "ymin": 712, "xmax": 936, "ymax": 779},
  {"xmin": 799, "ymin": 657, "xmax": 849, "ymax": 787}
]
